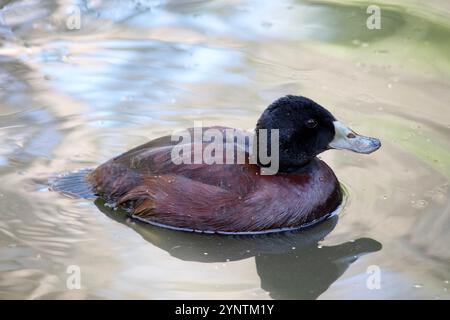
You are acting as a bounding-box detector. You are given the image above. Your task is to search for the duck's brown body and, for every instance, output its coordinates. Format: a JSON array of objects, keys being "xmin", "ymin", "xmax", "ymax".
[{"xmin": 86, "ymin": 127, "xmax": 342, "ymax": 234}]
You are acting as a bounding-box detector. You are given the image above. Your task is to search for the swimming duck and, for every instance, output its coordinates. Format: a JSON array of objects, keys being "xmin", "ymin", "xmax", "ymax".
[{"xmin": 57, "ymin": 95, "xmax": 381, "ymax": 234}]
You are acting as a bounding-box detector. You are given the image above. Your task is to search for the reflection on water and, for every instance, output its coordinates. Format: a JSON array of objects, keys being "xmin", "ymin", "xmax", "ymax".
[
  {"xmin": 0, "ymin": 0, "xmax": 449, "ymax": 299},
  {"xmin": 97, "ymin": 199, "xmax": 382, "ymax": 299}
]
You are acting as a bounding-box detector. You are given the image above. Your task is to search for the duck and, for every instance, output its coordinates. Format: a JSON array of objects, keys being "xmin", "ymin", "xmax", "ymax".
[{"xmin": 56, "ymin": 95, "xmax": 381, "ymax": 234}]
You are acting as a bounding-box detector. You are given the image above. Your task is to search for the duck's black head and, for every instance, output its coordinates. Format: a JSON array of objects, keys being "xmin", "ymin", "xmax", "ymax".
[{"xmin": 255, "ymin": 95, "xmax": 381, "ymax": 172}]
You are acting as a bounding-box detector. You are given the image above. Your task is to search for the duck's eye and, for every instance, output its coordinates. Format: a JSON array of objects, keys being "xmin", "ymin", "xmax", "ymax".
[{"xmin": 305, "ymin": 119, "xmax": 318, "ymax": 128}]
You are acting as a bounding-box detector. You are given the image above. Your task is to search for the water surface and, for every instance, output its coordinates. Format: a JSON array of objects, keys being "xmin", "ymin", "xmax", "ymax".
[{"xmin": 0, "ymin": 0, "xmax": 449, "ymax": 299}]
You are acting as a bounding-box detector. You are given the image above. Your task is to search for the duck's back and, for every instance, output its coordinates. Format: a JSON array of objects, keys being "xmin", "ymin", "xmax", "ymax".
[{"xmin": 87, "ymin": 127, "xmax": 257, "ymax": 201}]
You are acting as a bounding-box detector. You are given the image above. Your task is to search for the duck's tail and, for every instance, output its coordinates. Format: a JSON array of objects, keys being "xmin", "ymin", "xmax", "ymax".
[{"xmin": 49, "ymin": 168, "xmax": 96, "ymax": 199}]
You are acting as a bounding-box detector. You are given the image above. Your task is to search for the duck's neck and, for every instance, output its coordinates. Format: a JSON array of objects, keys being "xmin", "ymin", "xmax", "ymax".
[
  {"xmin": 276, "ymin": 158, "xmax": 318, "ymax": 174},
  {"xmin": 255, "ymin": 150, "xmax": 317, "ymax": 174}
]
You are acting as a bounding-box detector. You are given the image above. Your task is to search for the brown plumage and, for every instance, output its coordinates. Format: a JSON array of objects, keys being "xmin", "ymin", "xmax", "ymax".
[{"xmin": 86, "ymin": 126, "xmax": 342, "ymax": 234}]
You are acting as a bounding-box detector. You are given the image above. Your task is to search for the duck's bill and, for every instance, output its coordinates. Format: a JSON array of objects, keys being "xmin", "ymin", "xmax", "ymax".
[{"xmin": 328, "ymin": 121, "xmax": 381, "ymax": 154}]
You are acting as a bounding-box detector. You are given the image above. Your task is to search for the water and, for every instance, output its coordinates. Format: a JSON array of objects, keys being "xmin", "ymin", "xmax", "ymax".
[{"xmin": 0, "ymin": 0, "xmax": 449, "ymax": 299}]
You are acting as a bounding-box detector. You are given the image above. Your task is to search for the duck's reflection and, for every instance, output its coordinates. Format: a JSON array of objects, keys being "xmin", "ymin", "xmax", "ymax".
[{"xmin": 95, "ymin": 199, "xmax": 381, "ymax": 299}]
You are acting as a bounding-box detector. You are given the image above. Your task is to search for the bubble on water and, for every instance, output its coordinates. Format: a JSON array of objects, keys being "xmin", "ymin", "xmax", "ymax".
[
  {"xmin": 381, "ymin": 195, "xmax": 388, "ymax": 200},
  {"xmin": 403, "ymin": 132, "xmax": 413, "ymax": 140},
  {"xmin": 413, "ymin": 284, "xmax": 423, "ymax": 289},
  {"xmin": 62, "ymin": 54, "xmax": 73, "ymax": 63},
  {"xmin": 411, "ymin": 199, "xmax": 428, "ymax": 209},
  {"xmin": 203, "ymin": 252, "xmax": 208, "ymax": 255}
]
